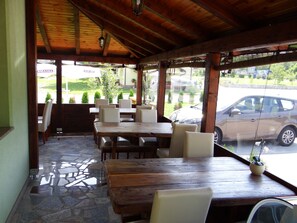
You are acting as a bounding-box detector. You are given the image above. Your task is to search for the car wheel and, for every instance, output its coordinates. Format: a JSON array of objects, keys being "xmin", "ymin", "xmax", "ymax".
[
  {"xmin": 214, "ymin": 128, "xmax": 222, "ymax": 144},
  {"xmin": 278, "ymin": 126, "xmax": 296, "ymax": 146}
]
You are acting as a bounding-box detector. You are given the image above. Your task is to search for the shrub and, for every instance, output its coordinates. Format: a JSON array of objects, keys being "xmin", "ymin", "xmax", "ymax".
[
  {"xmin": 117, "ymin": 91, "xmax": 123, "ymax": 103},
  {"xmin": 94, "ymin": 91, "xmax": 101, "ymax": 102},
  {"xmin": 82, "ymin": 92, "xmax": 89, "ymax": 104},
  {"xmin": 69, "ymin": 96, "xmax": 76, "ymax": 104},
  {"xmin": 45, "ymin": 92, "xmax": 52, "ymax": 102},
  {"xmin": 167, "ymin": 91, "xmax": 172, "ymax": 104},
  {"xmin": 129, "ymin": 89, "xmax": 134, "ymax": 97}
]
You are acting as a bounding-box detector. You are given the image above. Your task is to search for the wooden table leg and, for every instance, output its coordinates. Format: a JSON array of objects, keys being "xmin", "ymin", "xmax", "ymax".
[{"xmin": 111, "ymin": 136, "xmax": 117, "ymax": 159}]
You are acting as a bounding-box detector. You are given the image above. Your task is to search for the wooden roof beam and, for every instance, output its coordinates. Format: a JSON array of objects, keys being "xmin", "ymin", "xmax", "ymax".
[
  {"xmin": 93, "ymin": 0, "xmax": 185, "ymax": 46},
  {"xmin": 102, "ymin": 33, "xmax": 111, "ymax": 57},
  {"xmin": 74, "ymin": 7, "xmax": 80, "ymax": 55},
  {"xmin": 36, "ymin": 0, "xmax": 51, "ymax": 53},
  {"xmin": 140, "ymin": 19, "xmax": 297, "ymax": 64},
  {"xmin": 190, "ymin": 0, "xmax": 250, "ymax": 29},
  {"xmin": 144, "ymin": 0, "xmax": 211, "ymax": 39}
]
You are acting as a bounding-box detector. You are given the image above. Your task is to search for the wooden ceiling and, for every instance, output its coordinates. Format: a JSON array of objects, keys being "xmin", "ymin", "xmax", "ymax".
[{"xmin": 36, "ymin": 0, "xmax": 297, "ymax": 67}]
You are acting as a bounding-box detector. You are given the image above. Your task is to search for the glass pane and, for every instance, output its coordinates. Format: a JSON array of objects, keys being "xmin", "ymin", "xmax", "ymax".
[
  {"xmin": 37, "ymin": 60, "xmax": 56, "ymax": 103},
  {"xmin": 164, "ymin": 67, "xmax": 205, "ymax": 122}
]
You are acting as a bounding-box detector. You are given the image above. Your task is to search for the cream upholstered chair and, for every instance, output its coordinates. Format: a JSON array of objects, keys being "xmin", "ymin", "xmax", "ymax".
[
  {"xmin": 183, "ymin": 131, "xmax": 214, "ymax": 158},
  {"xmin": 157, "ymin": 123, "xmax": 197, "ymax": 158},
  {"xmin": 38, "ymin": 99, "xmax": 52, "ymax": 144},
  {"xmin": 95, "ymin": 98, "xmax": 109, "ymax": 107},
  {"xmin": 100, "ymin": 108, "xmax": 131, "ymax": 160},
  {"xmin": 135, "ymin": 105, "xmax": 153, "ymax": 122},
  {"xmin": 129, "ymin": 187, "xmax": 213, "ymax": 223},
  {"xmin": 139, "ymin": 109, "xmax": 158, "ymax": 157},
  {"xmin": 119, "ymin": 99, "xmax": 134, "ymax": 122},
  {"xmin": 94, "ymin": 104, "xmax": 116, "ymax": 122}
]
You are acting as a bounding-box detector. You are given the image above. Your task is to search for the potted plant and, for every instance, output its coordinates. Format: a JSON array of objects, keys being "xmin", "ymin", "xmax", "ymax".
[
  {"xmin": 81, "ymin": 92, "xmax": 89, "ymax": 104},
  {"xmin": 249, "ymin": 139, "xmax": 269, "ymax": 175}
]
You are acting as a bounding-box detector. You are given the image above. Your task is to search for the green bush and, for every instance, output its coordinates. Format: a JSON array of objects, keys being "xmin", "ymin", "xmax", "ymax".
[
  {"xmin": 45, "ymin": 92, "xmax": 52, "ymax": 102},
  {"xmin": 117, "ymin": 91, "xmax": 123, "ymax": 103},
  {"xmin": 129, "ymin": 89, "xmax": 134, "ymax": 97},
  {"xmin": 69, "ymin": 96, "xmax": 76, "ymax": 104},
  {"xmin": 81, "ymin": 92, "xmax": 89, "ymax": 103},
  {"xmin": 94, "ymin": 91, "xmax": 101, "ymax": 102}
]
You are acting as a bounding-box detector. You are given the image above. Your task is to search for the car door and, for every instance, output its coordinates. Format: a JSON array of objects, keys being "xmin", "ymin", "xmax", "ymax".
[{"xmin": 219, "ymin": 96, "xmax": 261, "ymax": 141}]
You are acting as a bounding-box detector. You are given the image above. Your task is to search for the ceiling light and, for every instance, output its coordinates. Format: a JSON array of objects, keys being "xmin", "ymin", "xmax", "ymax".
[
  {"xmin": 132, "ymin": 0, "xmax": 144, "ymax": 16},
  {"xmin": 99, "ymin": 28, "xmax": 104, "ymax": 48}
]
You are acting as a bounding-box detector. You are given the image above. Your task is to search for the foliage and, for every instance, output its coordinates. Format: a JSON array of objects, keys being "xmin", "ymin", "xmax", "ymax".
[
  {"xmin": 178, "ymin": 91, "xmax": 184, "ymax": 103},
  {"xmin": 199, "ymin": 91, "xmax": 204, "ymax": 103},
  {"xmin": 69, "ymin": 96, "xmax": 76, "ymax": 104},
  {"xmin": 117, "ymin": 91, "xmax": 123, "ymax": 103},
  {"xmin": 249, "ymin": 139, "xmax": 269, "ymax": 166},
  {"xmin": 94, "ymin": 91, "xmax": 101, "ymax": 101},
  {"xmin": 174, "ymin": 102, "xmax": 182, "ymax": 110},
  {"xmin": 45, "ymin": 92, "xmax": 52, "ymax": 102},
  {"xmin": 81, "ymin": 92, "xmax": 89, "ymax": 104},
  {"xmin": 167, "ymin": 91, "xmax": 172, "ymax": 104},
  {"xmin": 100, "ymin": 68, "xmax": 119, "ymax": 103},
  {"xmin": 129, "ymin": 89, "xmax": 134, "ymax": 97},
  {"xmin": 131, "ymin": 78, "xmax": 136, "ymax": 88}
]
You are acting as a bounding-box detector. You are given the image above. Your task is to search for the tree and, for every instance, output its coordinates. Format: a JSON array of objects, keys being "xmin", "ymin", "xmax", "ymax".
[{"xmin": 100, "ymin": 68, "xmax": 119, "ymax": 103}]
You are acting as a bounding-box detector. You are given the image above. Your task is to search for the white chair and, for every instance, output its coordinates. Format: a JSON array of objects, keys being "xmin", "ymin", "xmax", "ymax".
[
  {"xmin": 157, "ymin": 123, "xmax": 197, "ymax": 158},
  {"xmin": 94, "ymin": 104, "xmax": 116, "ymax": 122},
  {"xmin": 99, "ymin": 108, "xmax": 131, "ymax": 160},
  {"xmin": 139, "ymin": 109, "xmax": 158, "ymax": 157},
  {"xmin": 135, "ymin": 105, "xmax": 153, "ymax": 122},
  {"xmin": 119, "ymin": 99, "xmax": 134, "ymax": 122},
  {"xmin": 95, "ymin": 98, "xmax": 109, "ymax": 107},
  {"xmin": 183, "ymin": 131, "xmax": 214, "ymax": 158},
  {"xmin": 129, "ymin": 187, "xmax": 213, "ymax": 223},
  {"xmin": 38, "ymin": 100, "xmax": 52, "ymax": 144}
]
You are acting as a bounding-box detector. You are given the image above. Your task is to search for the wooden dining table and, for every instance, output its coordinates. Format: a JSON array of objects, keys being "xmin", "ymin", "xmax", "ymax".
[
  {"xmin": 104, "ymin": 157, "xmax": 296, "ymax": 221},
  {"xmin": 94, "ymin": 122, "xmax": 172, "ymax": 159}
]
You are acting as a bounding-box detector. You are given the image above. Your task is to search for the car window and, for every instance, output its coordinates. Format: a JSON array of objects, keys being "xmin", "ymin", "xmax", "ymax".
[
  {"xmin": 280, "ymin": 99, "xmax": 294, "ymax": 111},
  {"xmin": 235, "ymin": 97, "xmax": 261, "ymax": 114}
]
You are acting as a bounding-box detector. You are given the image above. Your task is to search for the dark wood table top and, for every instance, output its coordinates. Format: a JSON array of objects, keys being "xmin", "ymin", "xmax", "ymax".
[
  {"xmin": 94, "ymin": 122, "xmax": 172, "ymax": 138},
  {"xmin": 104, "ymin": 157, "xmax": 296, "ymax": 215}
]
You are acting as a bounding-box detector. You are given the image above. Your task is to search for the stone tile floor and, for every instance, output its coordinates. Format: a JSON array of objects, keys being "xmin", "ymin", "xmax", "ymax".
[{"xmin": 9, "ymin": 135, "xmax": 122, "ymax": 223}]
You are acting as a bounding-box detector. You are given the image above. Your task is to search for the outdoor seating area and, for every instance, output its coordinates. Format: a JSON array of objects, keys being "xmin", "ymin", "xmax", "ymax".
[{"xmin": 3, "ymin": 1, "xmax": 297, "ymax": 223}]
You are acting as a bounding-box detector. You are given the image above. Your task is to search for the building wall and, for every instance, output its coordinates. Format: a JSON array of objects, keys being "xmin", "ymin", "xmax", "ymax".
[{"xmin": 0, "ymin": 0, "xmax": 29, "ymax": 222}]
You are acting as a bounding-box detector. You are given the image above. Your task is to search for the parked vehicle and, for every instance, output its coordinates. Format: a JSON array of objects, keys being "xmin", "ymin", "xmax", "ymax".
[{"xmin": 169, "ymin": 95, "xmax": 297, "ymax": 146}]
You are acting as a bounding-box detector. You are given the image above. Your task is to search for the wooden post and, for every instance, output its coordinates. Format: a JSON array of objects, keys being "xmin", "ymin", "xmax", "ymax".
[
  {"xmin": 157, "ymin": 61, "xmax": 167, "ymax": 118},
  {"xmin": 136, "ymin": 65, "xmax": 143, "ymax": 105},
  {"xmin": 56, "ymin": 59, "xmax": 62, "ymax": 131},
  {"xmin": 26, "ymin": 0, "xmax": 38, "ymax": 169},
  {"xmin": 200, "ymin": 53, "xmax": 221, "ymax": 133}
]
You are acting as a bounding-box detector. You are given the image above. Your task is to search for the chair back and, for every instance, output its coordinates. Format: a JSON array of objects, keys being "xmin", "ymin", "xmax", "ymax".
[
  {"xmin": 140, "ymin": 109, "xmax": 157, "ymax": 123},
  {"xmin": 183, "ymin": 132, "xmax": 214, "ymax": 158},
  {"xmin": 135, "ymin": 105, "xmax": 153, "ymax": 122},
  {"xmin": 46, "ymin": 99, "xmax": 53, "ymax": 127},
  {"xmin": 98, "ymin": 104, "xmax": 116, "ymax": 121},
  {"xmin": 39, "ymin": 101, "xmax": 49, "ymax": 132},
  {"xmin": 150, "ymin": 187, "xmax": 213, "ymax": 223},
  {"xmin": 95, "ymin": 99, "xmax": 109, "ymax": 107},
  {"xmin": 101, "ymin": 108, "xmax": 120, "ymax": 123},
  {"xmin": 119, "ymin": 99, "xmax": 132, "ymax": 108},
  {"xmin": 169, "ymin": 123, "xmax": 197, "ymax": 158}
]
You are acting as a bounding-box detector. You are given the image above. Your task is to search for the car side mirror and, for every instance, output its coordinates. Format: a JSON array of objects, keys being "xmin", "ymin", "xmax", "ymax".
[{"xmin": 230, "ymin": 108, "xmax": 241, "ymax": 117}]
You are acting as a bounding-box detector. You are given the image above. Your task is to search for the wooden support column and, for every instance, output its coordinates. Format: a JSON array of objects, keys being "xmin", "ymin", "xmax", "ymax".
[
  {"xmin": 56, "ymin": 60, "xmax": 62, "ymax": 130},
  {"xmin": 200, "ymin": 53, "xmax": 221, "ymax": 133},
  {"xmin": 26, "ymin": 0, "xmax": 38, "ymax": 169},
  {"xmin": 136, "ymin": 66, "xmax": 143, "ymax": 105},
  {"xmin": 157, "ymin": 61, "xmax": 167, "ymax": 117}
]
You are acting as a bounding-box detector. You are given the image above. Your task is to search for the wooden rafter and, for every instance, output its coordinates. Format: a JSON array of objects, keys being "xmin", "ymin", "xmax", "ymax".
[
  {"xmin": 140, "ymin": 19, "xmax": 297, "ymax": 64},
  {"xmin": 36, "ymin": 0, "xmax": 51, "ymax": 53},
  {"xmin": 93, "ymin": 0, "xmax": 185, "ymax": 46},
  {"xmin": 190, "ymin": 0, "xmax": 250, "ymax": 29},
  {"xmin": 74, "ymin": 7, "xmax": 80, "ymax": 55},
  {"xmin": 144, "ymin": 0, "xmax": 211, "ymax": 39},
  {"xmin": 102, "ymin": 33, "xmax": 110, "ymax": 56}
]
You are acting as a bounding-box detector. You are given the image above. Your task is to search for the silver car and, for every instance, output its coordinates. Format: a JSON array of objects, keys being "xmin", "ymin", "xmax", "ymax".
[{"xmin": 169, "ymin": 95, "xmax": 297, "ymax": 146}]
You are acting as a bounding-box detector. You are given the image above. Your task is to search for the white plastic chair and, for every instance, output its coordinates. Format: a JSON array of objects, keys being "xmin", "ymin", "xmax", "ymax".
[
  {"xmin": 157, "ymin": 123, "xmax": 197, "ymax": 158},
  {"xmin": 183, "ymin": 131, "xmax": 214, "ymax": 158},
  {"xmin": 128, "ymin": 187, "xmax": 213, "ymax": 223}
]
